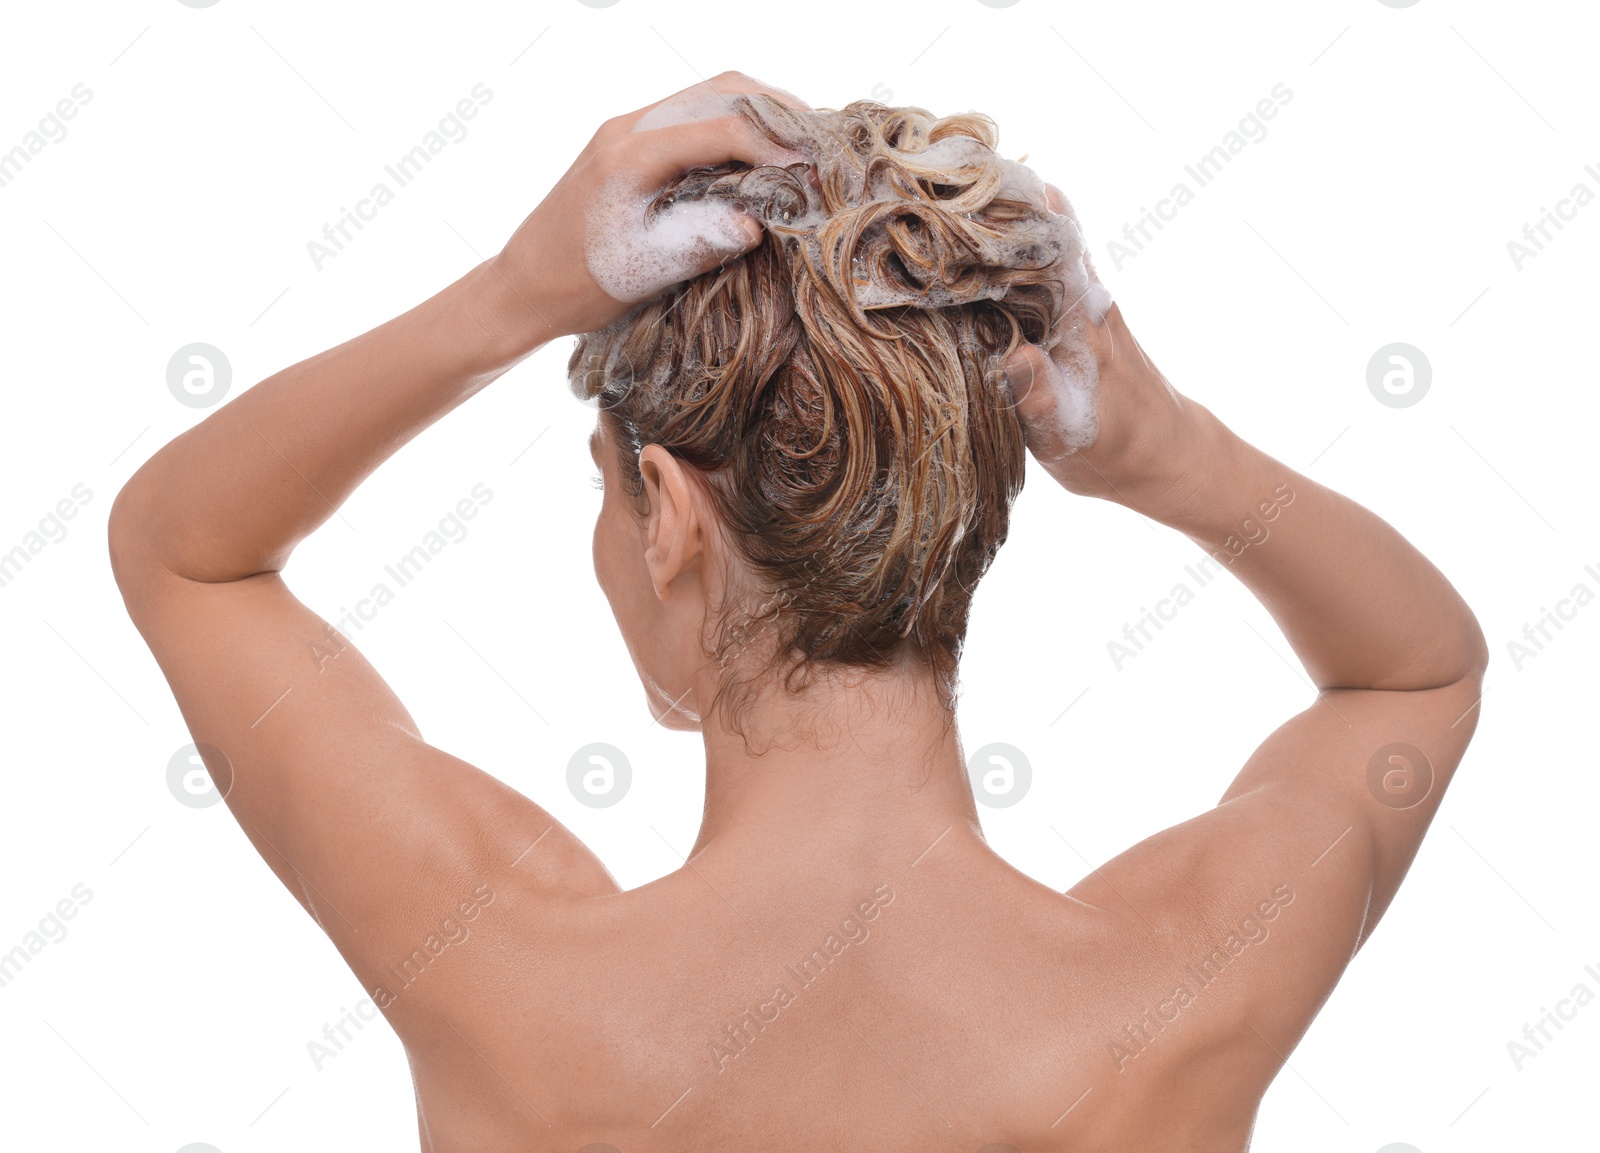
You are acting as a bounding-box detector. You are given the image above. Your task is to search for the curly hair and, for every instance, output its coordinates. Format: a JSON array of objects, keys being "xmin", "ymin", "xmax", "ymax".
[{"xmin": 569, "ymin": 94, "xmax": 1072, "ymax": 736}]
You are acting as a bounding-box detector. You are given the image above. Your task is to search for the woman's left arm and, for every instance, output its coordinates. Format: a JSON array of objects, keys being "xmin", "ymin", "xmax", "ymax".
[
  {"xmin": 114, "ymin": 69, "xmax": 805, "ymax": 582},
  {"xmin": 107, "ymin": 72, "xmax": 805, "ymax": 1022},
  {"xmin": 116, "ymin": 261, "xmax": 541, "ymax": 582}
]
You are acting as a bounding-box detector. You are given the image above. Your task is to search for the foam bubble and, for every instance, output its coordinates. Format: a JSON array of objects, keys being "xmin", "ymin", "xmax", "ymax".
[
  {"xmin": 1023, "ymin": 191, "xmax": 1112, "ymax": 451},
  {"xmin": 1039, "ymin": 326, "xmax": 1101, "ymax": 451},
  {"xmin": 584, "ymin": 177, "xmax": 755, "ymax": 304},
  {"xmin": 912, "ymin": 136, "xmax": 1047, "ymax": 207},
  {"xmin": 1084, "ymin": 280, "xmax": 1113, "ymax": 326},
  {"xmin": 595, "ymin": 94, "xmax": 1115, "ymax": 450}
]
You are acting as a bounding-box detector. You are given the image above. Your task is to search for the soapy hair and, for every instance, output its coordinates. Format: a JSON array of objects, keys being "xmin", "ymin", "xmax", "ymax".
[{"xmin": 570, "ymin": 95, "xmax": 1071, "ymax": 734}]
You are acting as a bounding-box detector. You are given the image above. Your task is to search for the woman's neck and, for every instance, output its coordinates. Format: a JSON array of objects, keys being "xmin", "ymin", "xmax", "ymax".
[{"xmin": 689, "ymin": 659, "xmax": 983, "ymax": 868}]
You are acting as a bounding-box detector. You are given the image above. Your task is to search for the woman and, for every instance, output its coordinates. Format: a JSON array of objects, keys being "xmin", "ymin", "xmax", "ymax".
[{"xmin": 109, "ymin": 72, "xmax": 1488, "ymax": 1152}]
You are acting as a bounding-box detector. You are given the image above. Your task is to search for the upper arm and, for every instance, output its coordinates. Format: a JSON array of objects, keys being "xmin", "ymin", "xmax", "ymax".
[
  {"xmin": 1066, "ymin": 674, "xmax": 1485, "ymax": 1097},
  {"xmin": 108, "ymin": 515, "xmax": 615, "ymax": 1022}
]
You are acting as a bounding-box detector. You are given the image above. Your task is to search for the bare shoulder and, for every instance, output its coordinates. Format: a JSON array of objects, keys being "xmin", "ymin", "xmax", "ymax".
[
  {"xmin": 108, "ymin": 527, "xmax": 621, "ymax": 1038},
  {"xmin": 1052, "ymin": 676, "xmax": 1485, "ymax": 1122}
]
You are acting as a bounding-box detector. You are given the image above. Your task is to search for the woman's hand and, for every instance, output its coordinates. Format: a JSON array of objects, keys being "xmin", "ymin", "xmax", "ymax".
[
  {"xmin": 486, "ymin": 71, "xmax": 812, "ymax": 343},
  {"xmin": 1000, "ymin": 184, "xmax": 1212, "ymax": 511},
  {"xmin": 1002, "ymin": 303, "xmax": 1206, "ymax": 507}
]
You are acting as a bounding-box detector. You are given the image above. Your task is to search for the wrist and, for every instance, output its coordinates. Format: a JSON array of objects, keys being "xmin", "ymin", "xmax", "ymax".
[
  {"xmin": 1112, "ymin": 401, "xmax": 1243, "ymax": 526},
  {"xmin": 1124, "ymin": 409, "xmax": 1301, "ymax": 568},
  {"xmin": 1043, "ymin": 303, "xmax": 1232, "ymax": 515},
  {"xmin": 461, "ymin": 256, "xmax": 562, "ymax": 363}
]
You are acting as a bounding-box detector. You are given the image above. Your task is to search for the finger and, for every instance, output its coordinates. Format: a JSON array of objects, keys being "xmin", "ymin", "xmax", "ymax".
[
  {"xmin": 631, "ymin": 114, "xmax": 811, "ymax": 187},
  {"xmin": 703, "ymin": 71, "xmax": 812, "ymax": 111},
  {"xmin": 684, "ymin": 213, "xmax": 765, "ymax": 279},
  {"xmin": 629, "ymin": 74, "xmax": 810, "ymax": 135},
  {"xmin": 638, "ymin": 72, "xmax": 810, "ymax": 115},
  {"xmin": 695, "ymin": 209, "xmax": 763, "ymax": 256},
  {"xmin": 629, "ymin": 77, "xmax": 720, "ymax": 123},
  {"xmin": 1042, "ymin": 183, "xmax": 1070, "ymax": 216},
  {"xmin": 1000, "ymin": 343, "xmax": 1061, "ymax": 426}
]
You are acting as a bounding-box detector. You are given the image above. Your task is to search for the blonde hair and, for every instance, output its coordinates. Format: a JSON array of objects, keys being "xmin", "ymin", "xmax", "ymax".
[{"xmin": 570, "ymin": 94, "xmax": 1068, "ymax": 735}]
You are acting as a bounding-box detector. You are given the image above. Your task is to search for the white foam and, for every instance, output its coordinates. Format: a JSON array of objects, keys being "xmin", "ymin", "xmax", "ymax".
[
  {"xmin": 1038, "ymin": 328, "xmax": 1101, "ymax": 451},
  {"xmin": 1025, "ymin": 187, "xmax": 1113, "ymax": 450},
  {"xmin": 851, "ymin": 273, "xmax": 1011, "ymax": 311},
  {"xmin": 912, "ymin": 136, "xmax": 1047, "ymax": 207},
  {"xmin": 596, "ymin": 96, "xmax": 1116, "ymax": 451},
  {"xmin": 584, "ymin": 176, "xmax": 755, "ymax": 304},
  {"xmin": 1084, "ymin": 280, "xmax": 1113, "ymax": 326},
  {"xmin": 897, "ymin": 142, "xmax": 1105, "ymax": 325}
]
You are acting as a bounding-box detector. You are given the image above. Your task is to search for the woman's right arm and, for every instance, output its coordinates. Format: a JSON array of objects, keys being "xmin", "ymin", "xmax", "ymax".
[
  {"xmin": 1008, "ymin": 296, "xmax": 1488, "ymax": 898},
  {"xmin": 1007, "ymin": 298, "xmax": 1489, "ymax": 1104},
  {"xmin": 1061, "ymin": 305, "xmax": 1487, "ymax": 697}
]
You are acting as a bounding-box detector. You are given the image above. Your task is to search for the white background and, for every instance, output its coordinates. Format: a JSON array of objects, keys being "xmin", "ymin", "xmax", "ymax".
[{"xmin": 0, "ymin": 1, "xmax": 1594, "ymax": 1150}]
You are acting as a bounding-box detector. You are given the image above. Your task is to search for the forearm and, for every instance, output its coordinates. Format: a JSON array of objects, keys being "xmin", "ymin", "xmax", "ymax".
[
  {"xmin": 1124, "ymin": 406, "xmax": 1487, "ymax": 692},
  {"xmin": 113, "ymin": 259, "xmax": 547, "ymax": 581}
]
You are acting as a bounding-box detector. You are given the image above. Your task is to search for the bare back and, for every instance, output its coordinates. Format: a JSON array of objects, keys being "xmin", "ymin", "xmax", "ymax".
[
  {"xmin": 106, "ymin": 71, "xmax": 1488, "ymax": 1153},
  {"xmin": 223, "ymin": 686, "xmax": 1466, "ymax": 1153}
]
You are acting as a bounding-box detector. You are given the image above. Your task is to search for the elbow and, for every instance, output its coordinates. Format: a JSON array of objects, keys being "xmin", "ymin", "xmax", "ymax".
[
  {"xmin": 1437, "ymin": 611, "xmax": 1490, "ymax": 740},
  {"xmin": 106, "ymin": 477, "xmax": 164, "ymax": 603},
  {"xmin": 107, "ymin": 479, "xmax": 145, "ymax": 572},
  {"xmin": 1369, "ymin": 611, "xmax": 1489, "ymax": 695},
  {"xmin": 1457, "ymin": 604, "xmax": 1492, "ymax": 686},
  {"xmin": 1468, "ymin": 630, "xmax": 1491, "ymax": 683}
]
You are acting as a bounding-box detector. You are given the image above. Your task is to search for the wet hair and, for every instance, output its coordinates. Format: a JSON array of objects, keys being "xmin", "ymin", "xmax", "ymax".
[{"xmin": 569, "ymin": 94, "xmax": 1070, "ymax": 735}]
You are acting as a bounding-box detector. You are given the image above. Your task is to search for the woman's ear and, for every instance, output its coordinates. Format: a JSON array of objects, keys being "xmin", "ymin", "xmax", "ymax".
[{"xmin": 638, "ymin": 444, "xmax": 705, "ymax": 599}]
